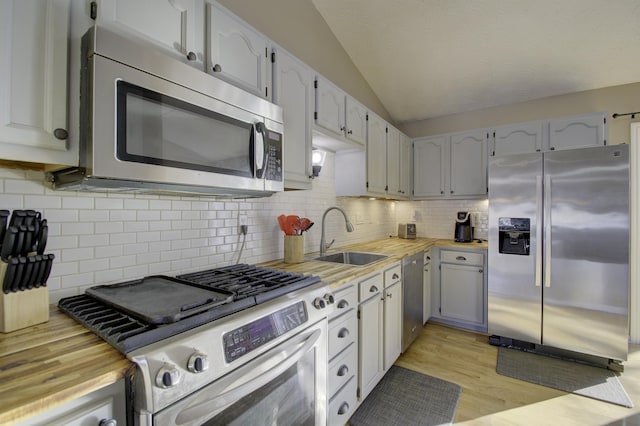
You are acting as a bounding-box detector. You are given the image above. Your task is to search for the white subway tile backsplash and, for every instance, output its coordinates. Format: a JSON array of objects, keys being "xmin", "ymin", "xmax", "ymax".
[
  {"xmin": 95, "ymin": 198, "xmax": 123, "ymax": 210},
  {"xmin": 25, "ymin": 195, "xmax": 61, "ymax": 208},
  {"xmin": 62, "ymin": 197, "xmax": 94, "ymax": 209},
  {"xmin": 63, "ymin": 247, "xmax": 95, "ymax": 262}
]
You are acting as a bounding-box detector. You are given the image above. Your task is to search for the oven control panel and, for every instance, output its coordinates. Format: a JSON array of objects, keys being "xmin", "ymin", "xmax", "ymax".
[{"xmin": 223, "ymin": 301, "xmax": 307, "ymax": 363}]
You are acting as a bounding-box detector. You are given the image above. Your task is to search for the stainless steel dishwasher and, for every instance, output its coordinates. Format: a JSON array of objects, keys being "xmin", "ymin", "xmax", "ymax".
[{"xmin": 402, "ymin": 252, "xmax": 424, "ymax": 351}]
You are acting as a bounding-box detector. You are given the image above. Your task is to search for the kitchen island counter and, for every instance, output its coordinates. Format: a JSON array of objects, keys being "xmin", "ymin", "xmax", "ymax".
[{"xmin": 0, "ymin": 237, "xmax": 486, "ymax": 424}]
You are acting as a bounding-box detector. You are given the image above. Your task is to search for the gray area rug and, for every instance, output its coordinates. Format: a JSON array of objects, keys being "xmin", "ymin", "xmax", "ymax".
[
  {"xmin": 349, "ymin": 365, "xmax": 462, "ymax": 426},
  {"xmin": 497, "ymin": 347, "xmax": 633, "ymax": 408}
]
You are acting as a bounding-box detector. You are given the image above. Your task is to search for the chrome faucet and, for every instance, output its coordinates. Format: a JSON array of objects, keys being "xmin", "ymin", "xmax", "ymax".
[{"xmin": 320, "ymin": 207, "xmax": 354, "ymax": 255}]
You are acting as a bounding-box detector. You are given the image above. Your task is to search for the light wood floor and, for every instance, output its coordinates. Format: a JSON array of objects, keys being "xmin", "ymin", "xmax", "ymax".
[{"xmin": 395, "ymin": 322, "xmax": 640, "ymax": 425}]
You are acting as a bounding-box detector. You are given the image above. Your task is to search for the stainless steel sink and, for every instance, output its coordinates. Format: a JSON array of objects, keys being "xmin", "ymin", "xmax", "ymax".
[{"xmin": 314, "ymin": 251, "xmax": 389, "ymax": 266}]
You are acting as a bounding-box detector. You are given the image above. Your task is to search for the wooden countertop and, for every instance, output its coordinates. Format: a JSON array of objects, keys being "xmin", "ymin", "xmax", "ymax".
[{"xmin": 0, "ymin": 237, "xmax": 485, "ymax": 424}]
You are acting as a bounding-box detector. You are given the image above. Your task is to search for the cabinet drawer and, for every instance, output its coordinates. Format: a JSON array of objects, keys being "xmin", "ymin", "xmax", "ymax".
[
  {"xmin": 329, "ymin": 376, "xmax": 357, "ymax": 426},
  {"xmin": 441, "ymin": 250, "xmax": 483, "ymax": 266},
  {"xmin": 383, "ymin": 264, "xmax": 402, "ymax": 287},
  {"xmin": 359, "ymin": 273, "xmax": 383, "ymax": 302},
  {"xmin": 328, "ymin": 311, "xmax": 357, "ymax": 359},
  {"xmin": 328, "ymin": 342, "xmax": 357, "ymax": 397},
  {"xmin": 331, "ymin": 284, "xmax": 357, "ymax": 320}
]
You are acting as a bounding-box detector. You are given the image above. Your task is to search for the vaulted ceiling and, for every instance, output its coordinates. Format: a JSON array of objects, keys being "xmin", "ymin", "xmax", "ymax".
[{"xmin": 311, "ymin": 0, "xmax": 640, "ymax": 124}]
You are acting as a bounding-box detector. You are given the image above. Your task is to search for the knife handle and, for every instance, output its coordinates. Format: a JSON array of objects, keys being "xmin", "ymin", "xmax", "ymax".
[
  {"xmin": 41, "ymin": 254, "xmax": 54, "ymax": 286},
  {"xmin": 22, "ymin": 256, "xmax": 36, "ymax": 291},
  {"xmin": 2, "ymin": 257, "xmax": 18, "ymax": 294},
  {"xmin": 1, "ymin": 226, "xmax": 18, "ymax": 261},
  {"xmin": 13, "ymin": 257, "xmax": 26, "ymax": 293},
  {"xmin": 36, "ymin": 224, "xmax": 48, "ymax": 255}
]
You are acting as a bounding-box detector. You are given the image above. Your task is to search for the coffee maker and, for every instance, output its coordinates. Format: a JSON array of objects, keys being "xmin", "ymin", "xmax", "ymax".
[{"xmin": 454, "ymin": 211, "xmax": 472, "ymax": 242}]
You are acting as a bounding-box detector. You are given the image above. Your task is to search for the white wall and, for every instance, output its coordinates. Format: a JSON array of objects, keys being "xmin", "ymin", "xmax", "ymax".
[{"xmin": 1, "ymin": 153, "xmax": 477, "ymax": 302}]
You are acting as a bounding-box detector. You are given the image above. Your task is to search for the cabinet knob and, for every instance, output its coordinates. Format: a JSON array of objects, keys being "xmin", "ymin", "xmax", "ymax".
[
  {"xmin": 347, "ymin": 130, "xmax": 353, "ymax": 134},
  {"xmin": 450, "ymin": 190, "xmax": 454, "ymax": 194},
  {"xmin": 370, "ymin": 285, "xmax": 379, "ymax": 293},
  {"xmin": 337, "ymin": 327, "xmax": 350, "ymax": 338},
  {"xmin": 440, "ymin": 190, "xmax": 444, "ymax": 194},
  {"xmin": 337, "ymin": 364, "xmax": 349, "ymax": 376},
  {"xmin": 340, "ymin": 126, "xmax": 346, "ymax": 132},
  {"xmin": 479, "ymin": 268, "xmax": 484, "ymax": 273},
  {"xmin": 550, "ymin": 146, "xmax": 555, "ymax": 151},
  {"xmin": 212, "ymin": 63, "xmax": 222, "ymax": 72},
  {"xmin": 186, "ymin": 51, "xmax": 197, "ymax": 61},
  {"xmin": 99, "ymin": 420, "xmax": 117, "ymax": 426},
  {"xmin": 386, "ymin": 292, "xmax": 392, "ymax": 298},
  {"xmin": 338, "ymin": 402, "xmax": 350, "ymax": 415},
  {"xmin": 53, "ymin": 128, "xmax": 68, "ymax": 140}
]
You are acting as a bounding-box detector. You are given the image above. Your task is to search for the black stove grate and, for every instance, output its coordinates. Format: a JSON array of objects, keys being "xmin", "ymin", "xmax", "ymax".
[{"xmin": 59, "ymin": 264, "xmax": 322, "ymax": 354}]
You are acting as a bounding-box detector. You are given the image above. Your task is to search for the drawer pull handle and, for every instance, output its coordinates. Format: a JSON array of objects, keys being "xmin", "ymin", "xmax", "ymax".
[
  {"xmin": 337, "ymin": 364, "xmax": 349, "ymax": 376},
  {"xmin": 337, "ymin": 328, "xmax": 350, "ymax": 338},
  {"xmin": 338, "ymin": 402, "xmax": 350, "ymax": 415},
  {"xmin": 370, "ymin": 285, "xmax": 379, "ymax": 293},
  {"xmin": 392, "ymin": 273, "xmax": 399, "ymax": 280},
  {"xmin": 337, "ymin": 300, "xmax": 349, "ymax": 309},
  {"xmin": 386, "ymin": 292, "xmax": 393, "ymax": 298},
  {"xmin": 456, "ymin": 256, "xmax": 467, "ymax": 261}
]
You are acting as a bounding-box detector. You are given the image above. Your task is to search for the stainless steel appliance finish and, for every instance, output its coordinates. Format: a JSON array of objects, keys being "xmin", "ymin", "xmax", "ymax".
[
  {"xmin": 402, "ymin": 252, "xmax": 424, "ymax": 351},
  {"xmin": 398, "ymin": 223, "xmax": 417, "ymax": 239},
  {"xmin": 50, "ymin": 26, "xmax": 284, "ymax": 198},
  {"xmin": 488, "ymin": 145, "xmax": 630, "ymax": 361}
]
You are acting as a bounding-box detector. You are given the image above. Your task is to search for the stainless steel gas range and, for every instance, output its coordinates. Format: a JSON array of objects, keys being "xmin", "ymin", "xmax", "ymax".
[{"xmin": 59, "ymin": 264, "xmax": 335, "ymax": 425}]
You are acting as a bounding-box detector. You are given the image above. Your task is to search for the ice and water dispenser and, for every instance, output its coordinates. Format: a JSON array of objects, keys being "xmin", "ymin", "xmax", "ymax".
[{"xmin": 498, "ymin": 217, "xmax": 530, "ymax": 255}]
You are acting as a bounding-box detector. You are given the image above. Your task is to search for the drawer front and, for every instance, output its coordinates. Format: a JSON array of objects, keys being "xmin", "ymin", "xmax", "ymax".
[
  {"xmin": 328, "ymin": 342, "xmax": 357, "ymax": 397},
  {"xmin": 331, "ymin": 284, "xmax": 358, "ymax": 321},
  {"xmin": 359, "ymin": 273, "xmax": 383, "ymax": 302},
  {"xmin": 329, "ymin": 376, "xmax": 357, "ymax": 426},
  {"xmin": 383, "ymin": 263, "xmax": 402, "ymax": 287},
  {"xmin": 441, "ymin": 250, "xmax": 483, "ymax": 265},
  {"xmin": 328, "ymin": 311, "xmax": 357, "ymax": 359}
]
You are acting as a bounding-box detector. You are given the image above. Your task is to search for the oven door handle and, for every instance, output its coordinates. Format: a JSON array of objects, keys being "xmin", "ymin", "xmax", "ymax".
[{"xmin": 175, "ymin": 328, "xmax": 321, "ymax": 425}]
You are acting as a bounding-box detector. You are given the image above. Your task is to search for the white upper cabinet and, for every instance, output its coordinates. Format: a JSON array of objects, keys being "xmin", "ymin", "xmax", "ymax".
[
  {"xmin": 450, "ymin": 129, "xmax": 488, "ymax": 197},
  {"xmin": 491, "ymin": 112, "xmax": 607, "ymax": 156},
  {"xmin": 386, "ymin": 126, "xmax": 401, "ymax": 196},
  {"xmin": 366, "ymin": 113, "xmax": 388, "ymax": 196},
  {"xmin": 94, "ymin": 0, "xmax": 203, "ymax": 68},
  {"xmin": 272, "ymin": 47, "xmax": 314, "ymax": 189},
  {"xmin": 413, "ymin": 135, "xmax": 447, "ymax": 198},
  {"xmin": 207, "ymin": 1, "xmax": 270, "ymax": 99},
  {"xmin": 548, "ymin": 112, "xmax": 606, "ymax": 151},
  {"xmin": 491, "ymin": 121, "xmax": 544, "ymax": 156},
  {"xmin": 399, "ymin": 133, "xmax": 412, "ymax": 198},
  {"xmin": 345, "ymin": 97, "xmax": 368, "ymax": 146},
  {"xmin": 315, "ymin": 75, "xmax": 347, "ymax": 138},
  {"xmin": 0, "ymin": 0, "xmax": 75, "ymax": 166}
]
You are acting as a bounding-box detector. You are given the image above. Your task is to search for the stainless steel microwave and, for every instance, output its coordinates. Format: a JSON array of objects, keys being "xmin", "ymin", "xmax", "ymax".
[{"xmin": 50, "ymin": 26, "xmax": 284, "ymax": 197}]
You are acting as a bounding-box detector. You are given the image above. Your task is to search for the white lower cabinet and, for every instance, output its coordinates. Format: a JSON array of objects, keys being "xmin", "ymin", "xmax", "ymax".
[
  {"xmin": 382, "ymin": 264, "xmax": 402, "ymax": 371},
  {"xmin": 432, "ymin": 249, "xmax": 487, "ymax": 332},
  {"xmin": 357, "ymin": 272, "xmax": 384, "ymax": 401},
  {"xmin": 16, "ymin": 379, "xmax": 126, "ymax": 426},
  {"xmin": 423, "ymin": 250, "xmax": 432, "ymax": 324},
  {"xmin": 328, "ymin": 282, "xmax": 358, "ymax": 425}
]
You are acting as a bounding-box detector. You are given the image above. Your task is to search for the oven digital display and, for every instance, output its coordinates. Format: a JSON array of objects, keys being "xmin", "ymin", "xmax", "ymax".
[{"xmin": 223, "ymin": 301, "xmax": 308, "ymax": 363}]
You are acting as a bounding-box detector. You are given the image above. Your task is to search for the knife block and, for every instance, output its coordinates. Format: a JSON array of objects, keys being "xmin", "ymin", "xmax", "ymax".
[{"xmin": 0, "ymin": 260, "xmax": 49, "ymax": 333}]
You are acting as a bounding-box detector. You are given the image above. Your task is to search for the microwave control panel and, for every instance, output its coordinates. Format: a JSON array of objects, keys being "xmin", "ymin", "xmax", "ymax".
[{"xmin": 265, "ymin": 131, "xmax": 283, "ymax": 182}]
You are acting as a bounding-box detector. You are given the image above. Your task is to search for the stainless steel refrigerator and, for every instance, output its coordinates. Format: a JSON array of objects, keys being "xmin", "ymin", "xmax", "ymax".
[{"xmin": 488, "ymin": 144, "xmax": 630, "ymax": 361}]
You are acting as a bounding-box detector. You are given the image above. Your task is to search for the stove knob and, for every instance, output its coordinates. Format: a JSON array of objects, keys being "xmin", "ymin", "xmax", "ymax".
[
  {"xmin": 324, "ymin": 293, "xmax": 335, "ymax": 304},
  {"xmin": 313, "ymin": 297, "xmax": 326, "ymax": 309},
  {"xmin": 188, "ymin": 352, "xmax": 209, "ymax": 373},
  {"xmin": 156, "ymin": 364, "xmax": 181, "ymax": 388}
]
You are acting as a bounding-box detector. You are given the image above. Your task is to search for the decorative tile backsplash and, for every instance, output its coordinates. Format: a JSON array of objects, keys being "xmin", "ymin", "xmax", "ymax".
[{"xmin": 0, "ymin": 153, "xmax": 487, "ymax": 302}]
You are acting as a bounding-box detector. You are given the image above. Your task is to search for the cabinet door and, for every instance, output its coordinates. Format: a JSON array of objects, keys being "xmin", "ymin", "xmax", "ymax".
[
  {"xmin": 399, "ymin": 133, "xmax": 412, "ymax": 198},
  {"xmin": 0, "ymin": 0, "xmax": 74, "ymax": 166},
  {"xmin": 95, "ymin": 0, "xmax": 202, "ymax": 68},
  {"xmin": 492, "ymin": 121, "xmax": 544, "ymax": 156},
  {"xmin": 441, "ymin": 263, "xmax": 484, "ymax": 324},
  {"xmin": 386, "ymin": 126, "xmax": 401, "ymax": 196},
  {"xmin": 315, "ymin": 75, "xmax": 345, "ymax": 137},
  {"xmin": 207, "ymin": 1, "xmax": 270, "ymax": 98},
  {"xmin": 548, "ymin": 112, "xmax": 606, "ymax": 151},
  {"xmin": 272, "ymin": 47, "xmax": 313, "ymax": 189},
  {"xmin": 450, "ymin": 130, "xmax": 487, "ymax": 196},
  {"xmin": 413, "ymin": 136, "xmax": 447, "ymax": 198},
  {"xmin": 366, "ymin": 114, "xmax": 388, "ymax": 196},
  {"xmin": 423, "ymin": 251, "xmax": 431, "ymax": 324},
  {"xmin": 383, "ymin": 281, "xmax": 402, "ymax": 371},
  {"xmin": 345, "ymin": 96, "xmax": 367, "ymax": 146},
  {"xmin": 358, "ymin": 294, "xmax": 384, "ymax": 400}
]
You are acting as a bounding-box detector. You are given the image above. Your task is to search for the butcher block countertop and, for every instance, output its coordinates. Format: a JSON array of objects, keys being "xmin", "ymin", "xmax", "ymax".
[{"xmin": 0, "ymin": 237, "xmax": 485, "ymax": 424}]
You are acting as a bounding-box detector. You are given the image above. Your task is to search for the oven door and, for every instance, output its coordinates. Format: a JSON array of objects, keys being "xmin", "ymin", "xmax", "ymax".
[
  {"xmin": 153, "ymin": 319, "xmax": 328, "ymax": 426},
  {"xmin": 87, "ymin": 53, "xmax": 283, "ymax": 193}
]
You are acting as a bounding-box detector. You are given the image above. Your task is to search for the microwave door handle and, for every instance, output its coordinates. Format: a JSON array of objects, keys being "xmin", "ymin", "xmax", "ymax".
[{"xmin": 252, "ymin": 122, "xmax": 267, "ymax": 178}]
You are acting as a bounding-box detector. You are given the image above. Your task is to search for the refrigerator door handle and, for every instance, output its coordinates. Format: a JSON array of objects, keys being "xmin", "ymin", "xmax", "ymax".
[
  {"xmin": 535, "ymin": 175, "xmax": 543, "ymax": 287},
  {"xmin": 544, "ymin": 175, "xmax": 552, "ymax": 288}
]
